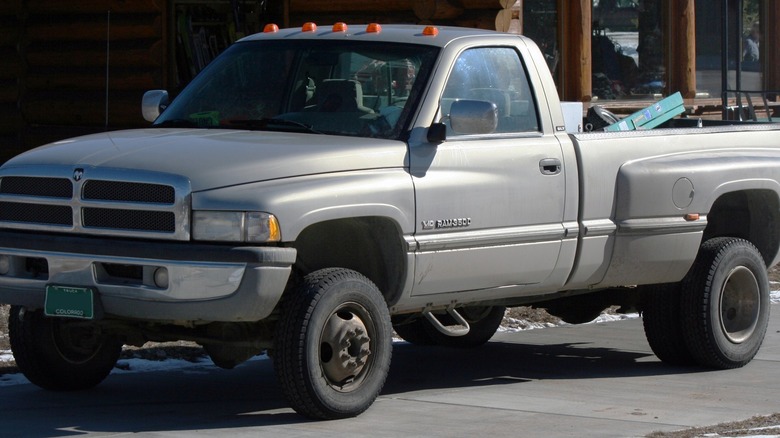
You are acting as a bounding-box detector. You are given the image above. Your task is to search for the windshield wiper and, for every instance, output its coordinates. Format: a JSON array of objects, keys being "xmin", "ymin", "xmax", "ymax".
[{"xmin": 226, "ymin": 118, "xmax": 322, "ymax": 134}]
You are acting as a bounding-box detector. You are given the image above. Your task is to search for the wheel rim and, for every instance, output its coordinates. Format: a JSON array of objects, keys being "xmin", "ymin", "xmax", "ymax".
[
  {"xmin": 50, "ymin": 320, "xmax": 104, "ymax": 364},
  {"xmin": 719, "ymin": 266, "xmax": 760, "ymax": 344},
  {"xmin": 319, "ymin": 302, "xmax": 373, "ymax": 392}
]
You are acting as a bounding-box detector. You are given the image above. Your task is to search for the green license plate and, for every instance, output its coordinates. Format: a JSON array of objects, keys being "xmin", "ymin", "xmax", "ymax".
[{"xmin": 44, "ymin": 285, "xmax": 95, "ymax": 319}]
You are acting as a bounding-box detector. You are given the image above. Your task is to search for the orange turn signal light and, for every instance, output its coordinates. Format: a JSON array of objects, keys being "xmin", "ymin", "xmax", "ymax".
[
  {"xmin": 263, "ymin": 23, "xmax": 279, "ymax": 33},
  {"xmin": 423, "ymin": 26, "xmax": 439, "ymax": 36},
  {"xmin": 684, "ymin": 213, "xmax": 700, "ymax": 221},
  {"xmin": 366, "ymin": 23, "xmax": 382, "ymax": 33},
  {"xmin": 302, "ymin": 22, "xmax": 317, "ymax": 32},
  {"xmin": 332, "ymin": 22, "xmax": 348, "ymax": 32}
]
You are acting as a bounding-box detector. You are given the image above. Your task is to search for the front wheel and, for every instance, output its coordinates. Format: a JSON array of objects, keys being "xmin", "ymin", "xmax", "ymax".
[
  {"xmin": 273, "ymin": 268, "xmax": 393, "ymax": 419},
  {"xmin": 8, "ymin": 306, "xmax": 123, "ymax": 390},
  {"xmin": 681, "ymin": 238, "xmax": 770, "ymax": 369}
]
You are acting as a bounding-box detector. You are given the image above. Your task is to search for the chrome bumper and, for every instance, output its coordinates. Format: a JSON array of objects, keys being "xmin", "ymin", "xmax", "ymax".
[{"xmin": 0, "ymin": 231, "xmax": 296, "ymax": 322}]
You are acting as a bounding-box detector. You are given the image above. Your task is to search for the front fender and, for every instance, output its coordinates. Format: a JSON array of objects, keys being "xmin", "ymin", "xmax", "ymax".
[{"xmin": 191, "ymin": 169, "xmax": 415, "ymax": 241}]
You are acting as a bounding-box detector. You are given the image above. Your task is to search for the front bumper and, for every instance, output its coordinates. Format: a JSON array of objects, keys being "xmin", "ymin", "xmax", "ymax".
[{"xmin": 0, "ymin": 231, "xmax": 296, "ymax": 322}]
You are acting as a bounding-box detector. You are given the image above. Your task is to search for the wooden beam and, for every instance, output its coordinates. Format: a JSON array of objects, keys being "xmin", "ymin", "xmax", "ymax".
[
  {"xmin": 289, "ymin": 0, "xmax": 413, "ymax": 13},
  {"xmin": 561, "ymin": 0, "xmax": 591, "ymax": 101},
  {"xmin": 669, "ymin": 0, "xmax": 696, "ymax": 98},
  {"xmin": 414, "ymin": 0, "xmax": 463, "ymax": 21}
]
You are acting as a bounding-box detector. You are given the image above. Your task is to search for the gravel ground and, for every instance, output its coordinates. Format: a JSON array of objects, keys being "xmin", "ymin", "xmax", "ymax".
[{"xmin": 1, "ymin": 265, "xmax": 779, "ymax": 436}]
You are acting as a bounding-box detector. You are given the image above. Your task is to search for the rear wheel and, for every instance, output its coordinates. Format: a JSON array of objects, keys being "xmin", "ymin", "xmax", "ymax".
[
  {"xmin": 273, "ymin": 268, "xmax": 392, "ymax": 419},
  {"xmin": 8, "ymin": 306, "xmax": 122, "ymax": 390},
  {"xmin": 641, "ymin": 284, "xmax": 696, "ymax": 366},
  {"xmin": 680, "ymin": 238, "xmax": 770, "ymax": 369}
]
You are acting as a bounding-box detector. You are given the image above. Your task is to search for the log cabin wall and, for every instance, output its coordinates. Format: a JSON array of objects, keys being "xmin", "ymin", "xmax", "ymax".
[
  {"xmin": 286, "ymin": 0, "xmax": 499, "ymax": 29},
  {"xmin": 0, "ymin": 1, "xmax": 773, "ymax": 162},
  {"xmin": 0, "ymin": 2, "xmax": 26, "ymax": 163},
  {"xmin": 0, "ymin": 0, "xmax": 165, "ymax": 164}
]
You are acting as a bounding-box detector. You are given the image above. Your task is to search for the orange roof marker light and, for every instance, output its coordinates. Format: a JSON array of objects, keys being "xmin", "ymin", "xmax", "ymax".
[
  {"xmin": 422, "ymin": 26, "xmax": 439, "ymax": 37},
  {"xmin": 332, "ymin": 22, "xmax": 348, "ymax": 32},
  {"xmin": 366, "ymin": 23, "xmax": 382, "ymax": 33},
  {"xmin": 263, "ymin": 23, "xmax": 279, "ymax": 33},
  {"xmin": 302, "ymin": 22, "xmax": 317, "ymax": 32}
]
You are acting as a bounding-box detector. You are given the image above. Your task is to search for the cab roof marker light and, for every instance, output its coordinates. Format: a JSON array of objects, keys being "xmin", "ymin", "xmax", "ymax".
[
  {"xmin": 422, "ymin": 26, "xmax": 439, "ymax": 37},
  {"xmin": 366, "ymin": 23, "xmax": 382, "ymax": 33},
  {"xmin": 332, "ymin": 22, "xmax": 348, "ymax": 32},
  {"xmin": 302, "ymin": 22, "xmax": 317, "ymax": 32},
  {"xmin": 263, "ymin": 23, "xmax": 279, "ymax": 33}
]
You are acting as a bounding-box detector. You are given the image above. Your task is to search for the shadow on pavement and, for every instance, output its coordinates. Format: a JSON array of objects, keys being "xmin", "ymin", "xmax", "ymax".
[{"xmin": 1, "ymin": 326, "xmax": 704, "ymax": 436}]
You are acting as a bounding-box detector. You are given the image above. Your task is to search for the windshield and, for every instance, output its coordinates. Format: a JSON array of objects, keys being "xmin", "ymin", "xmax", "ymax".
[{"xmin": 155, "ymin": 40, "xmax": 439, "ymax": 140}]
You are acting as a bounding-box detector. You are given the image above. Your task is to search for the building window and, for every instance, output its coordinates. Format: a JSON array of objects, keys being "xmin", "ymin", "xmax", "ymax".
[
  {"xmin": 591, "ymin": 0, "xmax": 666, "ymax": 100},
  {"xmin": 696, "ymin": 0, "xmax": 763, "ymax": 99},
  {"xmin": 523, "ymin": 0, "xmax": 560, "ymax": 83}
]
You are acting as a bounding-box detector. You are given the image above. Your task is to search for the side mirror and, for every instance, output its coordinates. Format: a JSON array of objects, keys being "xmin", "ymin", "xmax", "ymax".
[
  {"xmin": 427, "ymin": 122, "xmax": 447, "ymax": 143},
  {"xmin": 449, "ymin": 99, "xmax": 498, "ymax": 135},
  {"xmin": 142, "ymin": 90, "xmax": 169, "ymax": 122}
]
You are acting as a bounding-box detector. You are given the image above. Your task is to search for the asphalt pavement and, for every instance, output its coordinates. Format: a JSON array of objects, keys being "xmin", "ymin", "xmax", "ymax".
[{"xmin": 1, "ymin": 305, "xmax": 778, "ymax": 437}]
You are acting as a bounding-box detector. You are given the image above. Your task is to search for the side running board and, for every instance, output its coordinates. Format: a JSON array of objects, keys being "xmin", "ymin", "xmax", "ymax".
[{"xmin": 423, "ymin": 308, "xmax": 470, "ymax": 337}]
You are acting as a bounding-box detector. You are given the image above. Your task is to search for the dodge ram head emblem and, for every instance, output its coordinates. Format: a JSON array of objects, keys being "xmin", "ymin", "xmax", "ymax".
[{"xmin": 73, "ymin": 168, "xmax": 84, "ymax": 181}]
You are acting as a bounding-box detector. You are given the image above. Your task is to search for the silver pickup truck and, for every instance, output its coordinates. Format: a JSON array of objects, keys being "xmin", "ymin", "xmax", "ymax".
[{"xmin": 0, "ymin": 24, "xmax": 778, "ymax": 419}]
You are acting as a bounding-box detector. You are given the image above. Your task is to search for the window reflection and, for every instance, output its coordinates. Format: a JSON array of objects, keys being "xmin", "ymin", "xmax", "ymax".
[{"xmin": 591, "ymin": 0, "xmax": 666, "ymax": 100}]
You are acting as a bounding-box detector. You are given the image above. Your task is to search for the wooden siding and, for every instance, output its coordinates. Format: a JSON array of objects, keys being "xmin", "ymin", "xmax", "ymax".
[{"xmin": 0, "ymin": 0, "xmax": 164, "ymax": 163}]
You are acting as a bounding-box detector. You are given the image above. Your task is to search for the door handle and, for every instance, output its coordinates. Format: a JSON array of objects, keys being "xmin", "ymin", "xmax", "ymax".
[{"xmin": 539, "ymin": 158, "xmax": 562, "ymax": 175}]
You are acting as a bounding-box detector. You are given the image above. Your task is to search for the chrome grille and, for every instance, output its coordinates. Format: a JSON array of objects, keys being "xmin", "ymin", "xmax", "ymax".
[{"xmin": 0, "ymin": 167, "xmax": 191, "ymax": 240}]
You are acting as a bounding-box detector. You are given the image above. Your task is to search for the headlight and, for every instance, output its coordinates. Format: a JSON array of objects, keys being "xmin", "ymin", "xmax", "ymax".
[{"xmin": 192, "ymin": 211, "xmax": 281, "ymax": 242}]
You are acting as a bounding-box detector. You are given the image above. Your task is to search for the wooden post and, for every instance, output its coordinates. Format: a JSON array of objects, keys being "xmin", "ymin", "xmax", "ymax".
[
  {"xmin": 561, "ymin": 0, "xmax": 591, "ymax": 102},
  {"xmin": 669, "ymin": 0, "xmax": 696, "ymax": 99}
]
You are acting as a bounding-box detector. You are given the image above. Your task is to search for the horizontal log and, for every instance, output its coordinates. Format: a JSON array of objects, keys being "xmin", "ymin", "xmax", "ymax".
[
  {"xmin": 0, "ymin": 83, "xmax": 19, "ymax": 103},
  {"xmin": 0, "ymin": 53, "xmax": 23, "ymax": 78},
  {"xmin": 24, "ymin": 70, "xmax": 161, "ymax": 92},
  {"xmin": 0, "ymin": 1, "xmax": 22, "ymax": 16},
  {"xmin": 27, "ymin": 0, "xmax": 162, "ymax": 14},
  {"xmin": 287, "ymin": 13, "xmax": 418, "ymax": 27},
  {"xmin": 22, "ymin": 95, "xmax": 148, "ymax": 127},
  {"xmin": 0, "ymin": 27, "xmax": 20, "ymax": 46},
  {"xmin": 26, "ymin": 43, "xmax": 163, "ymax": 69},
  {"xmin": 26, "ymin": 18, "xmax": 162, "ymax": 42},
  {"xmin": 459, "ymin": 0, "xmax": 503, "ymax": 9},
  {"xmin": 289, "ymin": 0, "xmax": 413, "ymax": 13},
  {"xmin": 0, "ymin": 106, "xmax": 22, "ymax": 133},
  {"xmin": 414, "ymin": 0, "xmax": 463, "ymax": 20},
  {"xmin": 455, "ymin": 13, "xmax": 498, "ymax": 30}
]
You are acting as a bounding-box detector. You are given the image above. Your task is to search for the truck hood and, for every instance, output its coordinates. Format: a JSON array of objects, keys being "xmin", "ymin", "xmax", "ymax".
[{"xmin": 2, "ymin": 129, "xmax": 409, "ymax": 192}]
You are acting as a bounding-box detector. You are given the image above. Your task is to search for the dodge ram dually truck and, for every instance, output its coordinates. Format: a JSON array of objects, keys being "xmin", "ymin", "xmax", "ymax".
[{"xmin": 0, "ymin": 23, "xmax": 777, "ymax": 419}]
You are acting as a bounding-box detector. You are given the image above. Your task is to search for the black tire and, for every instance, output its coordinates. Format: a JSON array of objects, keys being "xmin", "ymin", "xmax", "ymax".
[
  {"xmin": 391, "ymin": 315, "xmax": 436, "ymax": 346},
  {"xmin": 273, "ymin": 268, "xmax": 393, "ymax": 419},
  {"xmin": 680, "ymin": 237, "xmax": 770, "ymax": 369},
  {"xmin": 641, "ymin": 284, "xmax": 696, "ymax": 366},
  {"xmin": 8, "ymin": 306, "xmax": 122, "ymax": 391}
]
